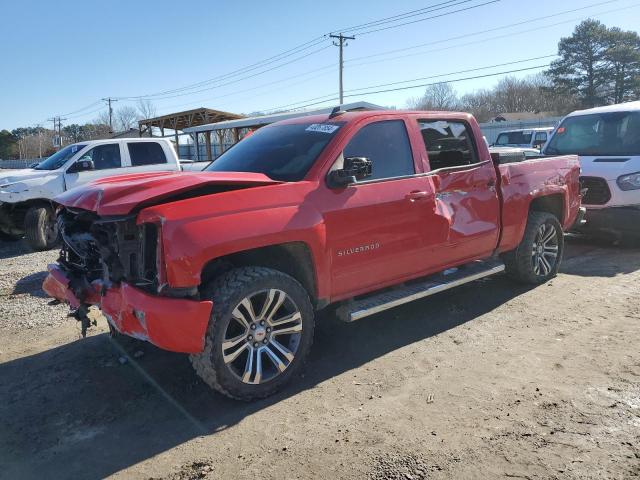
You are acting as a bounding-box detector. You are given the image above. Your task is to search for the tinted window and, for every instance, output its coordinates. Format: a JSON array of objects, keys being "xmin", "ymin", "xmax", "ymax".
[
  {"xmin": 496, "ymin": 131, "xmax": 533, "ymax": 146},
  {"xmin": 534, "ymin": 132, "xmax": 548, "ymax": 143},
  {"xmin": 343, "ymin": 120, "xmax": 415, "ymax": 181},
  {"xmin": 78, "ymin": 144, "xmax": 121, "ymax": 170},
  {"xmin": 128, "ymin": 142, "xmax": 168, "ymax": 166},
  {"xmin": 207, "ymin": 122, "xmax": 343, "ymax": 181},
  {"xmin": 35, "ymin": 144, "xmax": 86, "ymax": 170},
  {"xmin": 418, "ymin": 120, "xmax": 478, "ymax": 170},
  {"xmin": 545, "ymin": 112, "xmax": 640, "ymax": 156}
]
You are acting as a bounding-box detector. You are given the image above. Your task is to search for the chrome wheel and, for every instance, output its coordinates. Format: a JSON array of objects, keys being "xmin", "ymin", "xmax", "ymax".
[
  {"xmin": 222, "ymin": 289, "xmax": 303, "ymax": 385},
  {"xmin": 532, "ymin": 223, "xmax": 559, "ymax": 276}
]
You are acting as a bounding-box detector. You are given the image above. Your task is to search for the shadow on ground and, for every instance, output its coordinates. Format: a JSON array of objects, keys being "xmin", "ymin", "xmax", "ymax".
[
  {"xmin": 562, "ymin": 235, "xmax": 640, "ymax": 277},
  {"xmin": 0, "ymin": 273, "xmax": 536, "ymax": 480},
  {"xmin": 12, "ymin": 271, "xmax": 49, "ymax": 298},
  {"xmin": 0, "ymin": 243, "xmax": 636, "ymax": 479}
]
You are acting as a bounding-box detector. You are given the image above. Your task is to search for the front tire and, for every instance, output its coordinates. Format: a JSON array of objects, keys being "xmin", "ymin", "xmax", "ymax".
[
  {"xmin": 503, "ymin": 211, "xmax": 564, "ymax": 284},
  {"xmin": 190, "ymin": 266, "xmax": 315, "ymax": 401},
  {"xmin": 24, "ymin": 205, "xmax": 59, "ymax": 251}
]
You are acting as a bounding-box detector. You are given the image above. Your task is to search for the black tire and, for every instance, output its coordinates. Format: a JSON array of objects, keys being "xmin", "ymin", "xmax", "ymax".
[
  {"xmin": 190, "ymin": 266, "xmax": 315, "ymax": 401},
  {"xmin": 24, "ymin": 205, "xmax": 59, "ymax": 251},
  {"xmin": 503, "ymin": 211, "xmax": 564, "ymax": 284}
]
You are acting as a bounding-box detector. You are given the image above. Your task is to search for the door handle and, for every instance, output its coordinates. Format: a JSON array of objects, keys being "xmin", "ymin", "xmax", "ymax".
[{"xmin": 406, "ymin": 190, "xmax": 429, "ymax": 201}]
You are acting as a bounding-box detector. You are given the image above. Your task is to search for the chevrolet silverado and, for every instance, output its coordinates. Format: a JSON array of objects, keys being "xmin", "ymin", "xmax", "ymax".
[{"xmin": 43, "ymin": 109, "xmax": 582, "ymax": 400}]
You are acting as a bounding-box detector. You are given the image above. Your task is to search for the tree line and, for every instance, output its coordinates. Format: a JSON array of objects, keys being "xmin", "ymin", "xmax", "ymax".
[
  {"xmin": 0, "ymin": 100, "xmax": 157, "ymax": 160},
  {"xmin": 409, "ymin": 20, "xmax": 640, "ymax": 121}
]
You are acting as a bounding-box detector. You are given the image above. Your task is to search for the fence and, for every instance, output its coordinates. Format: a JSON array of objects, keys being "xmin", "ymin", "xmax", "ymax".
[
  {"xmin": 178, "ymin": 143, "xmax": 235, "ymax": 161},
  {"xmin": 0, "ymin": 158, "xmax": 42, "ymax": 169},
  {"xmin": 479, "ymin": 117, "xmax": 562, "ymax": 145}
]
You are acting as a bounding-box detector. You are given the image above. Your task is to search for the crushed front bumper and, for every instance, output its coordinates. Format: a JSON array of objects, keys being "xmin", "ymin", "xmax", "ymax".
[{"xmin": 43, "ymin": 264, "xmax": 213, "ymax": 353}]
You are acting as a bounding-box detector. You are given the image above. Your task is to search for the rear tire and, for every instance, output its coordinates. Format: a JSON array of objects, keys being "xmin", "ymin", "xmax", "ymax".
[
  {"xmin": 190, "ymin": 266, "xmax": 315, "ymax": 401},
  {"xmin": 503, "ymin": 211, "xmax": 564, "ymax": 284},
  {"xmin": 25, "ymin": 205, "xmax": 59, "ymax": 251}
]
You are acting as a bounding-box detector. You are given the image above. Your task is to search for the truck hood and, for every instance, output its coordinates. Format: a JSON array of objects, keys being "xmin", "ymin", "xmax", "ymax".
[
  {"xmin": 54, "ymin": 171, "xmax": 281, "ymax": 216},
  {"xmin": 578, "ymin": 155, "xmax": 640, "ymax": 180},
  {"xmin": 0, "ymin": 168, "xmax": 52, "ymax": 185}
]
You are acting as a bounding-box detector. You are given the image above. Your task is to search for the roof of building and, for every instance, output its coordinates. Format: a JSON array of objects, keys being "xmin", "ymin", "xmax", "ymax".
[
  {"xmin": 184, "ymin": 101, "xmax": 386, "ymax": 133},
  {"xmin": 139, "ymin": 107, "xmax": 245, "ymax": 133},
  {"xmin": 492, "ymin": 112, "xmax": 556, "ymax": 122},
  {"xmin": 111, "ymin": 128, "xmax": 141, "ymax": 138}
]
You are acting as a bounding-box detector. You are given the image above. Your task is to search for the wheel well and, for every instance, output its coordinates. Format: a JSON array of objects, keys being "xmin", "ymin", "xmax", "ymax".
[
  {"xmin": 529, "ymin": 194, "xmax": 564, "ymax": 223},
  {"xmin": 200, "ymin": 242, "xmax": 318, "ymax": 305}
]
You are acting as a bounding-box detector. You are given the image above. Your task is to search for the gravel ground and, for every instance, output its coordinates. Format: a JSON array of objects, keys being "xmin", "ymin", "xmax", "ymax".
[
  {"xmin": 0, "ymin": 241, "xmax": 68, "ymax": 331},
  {"xmin": 0, "ymin": 236, "xmax": 638, "ymax": 480}
]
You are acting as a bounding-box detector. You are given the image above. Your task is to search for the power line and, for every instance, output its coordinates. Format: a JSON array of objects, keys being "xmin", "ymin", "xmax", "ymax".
[
  {"xmin": 263, "ymin": 57, "xmax": 554, "ymax": 113},
  {"xmin": 356, "ymin": 0, "xmax": 501, "ymax": 36},
  {"xmin": 331, "ymin": 0, "xmax": 474, "ymax": 34},
  {"xmin": 140, "ymin": 2, "xmax": 635, "ymax": 117},
  {"xmin": 117, "ymin": 44, "xmax": 332, "ymax": 101},
  {"xmin": 346, "ymin": 0, "xmax": 629, "ymax": 65},
  {"xmin": 117, "ymin": 38, "xmax": 330, "ymax": 100}
]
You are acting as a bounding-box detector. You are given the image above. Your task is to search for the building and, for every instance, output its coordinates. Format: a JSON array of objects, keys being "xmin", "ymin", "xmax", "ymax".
[{"xmin": 182, "ymin": 101, "xmax": 385, "ymax": 161}]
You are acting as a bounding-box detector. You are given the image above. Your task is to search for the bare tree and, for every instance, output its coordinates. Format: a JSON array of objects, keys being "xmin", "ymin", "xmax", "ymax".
[
  {"xmin": 408, "ymin": 83, "xmax": 460, "ymax": 110},
  {"xmin": 115, "ymin": 106, "xmax": 139, "ymax": 132},
  {"xmin": 137, "ymin": 99, "xmax": 157, "ymax": 120},
  {"xmin": 95, "ymin": 110, "xmax": 111, "ymax": 128}
]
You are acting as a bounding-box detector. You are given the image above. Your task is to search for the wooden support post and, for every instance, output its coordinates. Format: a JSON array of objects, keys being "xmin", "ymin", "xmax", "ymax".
[
  {"xmin": 205, "ymin": 130, "xmax": 212, "ymax": 161},
  {"xmin": 194, "ymin": 132, "xmax": 200, "ymax": 161}
]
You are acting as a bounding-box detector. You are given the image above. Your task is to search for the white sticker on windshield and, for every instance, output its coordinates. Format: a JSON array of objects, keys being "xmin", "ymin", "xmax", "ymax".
[
  {"xmin": 71, "ymin": 145, "xmax": 78, "ymax": 153},
  {"xmin": 306, "ymin": 124, "xmax": 340, "ymax": 134}
]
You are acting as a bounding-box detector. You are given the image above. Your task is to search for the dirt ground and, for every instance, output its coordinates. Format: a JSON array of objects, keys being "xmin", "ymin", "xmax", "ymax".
[{"xmin": 0, "ymin": 237, "xmax": 638, "ymax": 480}]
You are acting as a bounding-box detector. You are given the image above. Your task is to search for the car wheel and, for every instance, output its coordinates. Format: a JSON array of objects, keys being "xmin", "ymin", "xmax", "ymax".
[
  {"xmin": 25, "ymin": 205, "xmax": 59, "ymax": 251},
  {"xmin": 190, "ymin": 266, "xmax": 314, "ymax": 401},
  {"xmin": 503, "ymin": 211, "xmax": 564, "ymax": 284}
]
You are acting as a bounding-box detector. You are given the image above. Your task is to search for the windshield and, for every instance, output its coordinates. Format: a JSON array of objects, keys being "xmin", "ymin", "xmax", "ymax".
[
  {"xmin": 34, "ymin": 144, "xmax": 86, "ymax": 170},
  {"xmin": 546, "ymin": 112, "xmax": 640, "ymax": 156},
  {"xmin": 205, "ymin": 122, "xmax": 344, "ymax": 181},
  {"xmin": 495, "ymin": 131, "xmax": 532, "ymax": 146}
]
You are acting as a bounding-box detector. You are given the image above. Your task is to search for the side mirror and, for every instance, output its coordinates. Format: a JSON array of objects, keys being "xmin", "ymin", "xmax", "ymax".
[
  {"xmin": 327, "ymin": 157, "xmax": 372, "ymax": 188},
  {"xmin": 68, "ymin": 159, "xmax": 95, "ymax": 173}
]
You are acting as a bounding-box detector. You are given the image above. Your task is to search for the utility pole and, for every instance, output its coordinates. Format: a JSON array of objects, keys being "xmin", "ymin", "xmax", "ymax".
[
  {"xmin": 47, "ymin": 116, "xmax": 65, "ymax": 149},
  {"xmin": 330, "ymin": 33, "xmax": 355, "ymax": 105},
  {"xmin": 101, "ymin": 97, "xmax": 118, "ymax": 133}
]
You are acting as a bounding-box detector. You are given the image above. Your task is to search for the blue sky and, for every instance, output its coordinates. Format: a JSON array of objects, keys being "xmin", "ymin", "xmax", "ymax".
[{"xmin": 1, "ymin": 0, "xmax": 639, "ymax": 130}]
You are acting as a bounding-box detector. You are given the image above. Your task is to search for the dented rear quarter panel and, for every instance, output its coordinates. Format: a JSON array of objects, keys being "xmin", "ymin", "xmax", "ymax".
[{"xmin": 496, "ymin": 155, "xmax": 581, "ymax": 253}]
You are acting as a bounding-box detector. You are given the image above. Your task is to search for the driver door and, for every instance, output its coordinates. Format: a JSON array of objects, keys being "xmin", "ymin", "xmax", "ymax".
[{"xmin": 64, "ymin": 143, "xmax": 125, "ymax": 190}]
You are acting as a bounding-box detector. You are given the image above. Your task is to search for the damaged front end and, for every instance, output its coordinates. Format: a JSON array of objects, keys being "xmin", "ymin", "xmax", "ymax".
[{"xmin": 43, "ymin": 207, "xmax": 212, "ymax": 353}]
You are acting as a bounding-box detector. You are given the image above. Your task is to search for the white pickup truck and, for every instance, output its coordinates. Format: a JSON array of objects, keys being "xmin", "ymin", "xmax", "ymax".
[{"xmin": 0, "ymin": 138, "xmax": 209, "ymax": 249}]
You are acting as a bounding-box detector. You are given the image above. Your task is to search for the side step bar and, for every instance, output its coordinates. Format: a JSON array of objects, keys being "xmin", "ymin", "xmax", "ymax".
[{"xmin": 338, "ymin": 260, "xmax": 505, "ymax": 322}]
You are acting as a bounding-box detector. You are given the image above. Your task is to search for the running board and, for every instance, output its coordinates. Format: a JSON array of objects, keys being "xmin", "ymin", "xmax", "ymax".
[{"xmin": 338, "ymin": 260, "xmax": 505, "ymax": 323}]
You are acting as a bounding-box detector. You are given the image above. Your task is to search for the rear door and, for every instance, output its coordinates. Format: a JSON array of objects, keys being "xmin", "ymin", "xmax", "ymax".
[
  {"xmin": 64, "ymin": 142, "xmax": 125, "ymax": 190},
  {"xmin": 321, "ymin": 118, "xmax": 449, "ymax": 299},
  {"xmin": 123, "ymin": 141, "xmax": 177, "ymax": 174},
  {"xmin": 415, "ymin": 118, "xmax": 500, "ymax": 265}
]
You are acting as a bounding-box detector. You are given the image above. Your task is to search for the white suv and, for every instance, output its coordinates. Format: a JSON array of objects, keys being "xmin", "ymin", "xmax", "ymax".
[{"xmin": 544, "ymin": 101, "xmax": 640, "ymax": 241}]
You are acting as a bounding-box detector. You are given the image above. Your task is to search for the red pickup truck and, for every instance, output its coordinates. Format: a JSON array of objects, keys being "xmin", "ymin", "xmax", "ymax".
[{"xmin": 43, "ymin": 109, "xmax": 582, "ymax": 400}]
